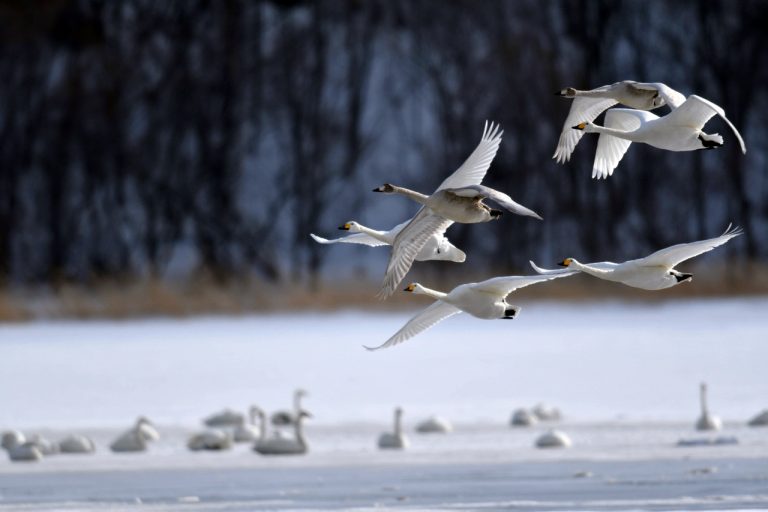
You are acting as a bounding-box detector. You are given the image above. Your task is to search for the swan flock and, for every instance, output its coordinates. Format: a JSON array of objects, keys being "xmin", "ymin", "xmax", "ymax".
[{"xmin": 311, "ymin": 81, "xmax": 744, "ymax": 350}]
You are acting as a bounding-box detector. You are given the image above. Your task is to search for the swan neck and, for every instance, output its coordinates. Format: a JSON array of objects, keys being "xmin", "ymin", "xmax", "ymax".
[
  {"xmin": 416, "ymin": 286, "xmax": 447, "ymax": 300},
  {"xmin": 394, "ymin": 410, "xmax": 402, "ymax": 436},
  {"xmin": 572, "ymin": 89, "xmax": 609, "ymax": 99},
  {"xmin": 355, "ymin": 225, "xmax": 391, "ymax": 244},
  {"xmin": 293, "ymin": 391, "xmax": 303, "ymax": 413},
  {"xmin": 570, "ymin": 261, "xmax": 607, "ymax": 276},
  {"xmin": 294, "ymin": 415, "xmax": 306, "ymax": 447},
  {"xmin": 587, "ymin": 124, "xmax": 639, "ymax": 141},
  {"xmin": 391, "ymin": 185, "xmax": 429, "ymax": 205},
  {"xmin": 700, "ymin": 384, "xmax": 708, "ymax": 414}
]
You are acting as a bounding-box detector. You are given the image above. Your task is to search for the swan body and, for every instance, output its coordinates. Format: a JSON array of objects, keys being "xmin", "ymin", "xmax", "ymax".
[
  {"xmin": 531, "ymin": 224, "xmax": 741, "ymax": 291},
  {"xmin": 378, "ymin": 407, "xmax": 409, "ymax": 449},
  {"xmin": 26, "ymin": 434, "xmax": 59, "ymax": 455},
  {"xmin": 2, "ymin": 430, "xmax": 25, "ymax": 450},
  {"xmin": 696, "ymin": 382, "xmax": 722, "ymax": 432},
  {"xmin": 234, "ymin": 406, "xmax": 262, "ymax": 442},
  {"xmin": 271, "ymin": 389, "xmax": 308, "ymax": 427},
  {"xmin": 748, "ymin": 410, "xmax": 768, "ymax": 427},
  {"xmin": 203, "ymin": 408, "xmax": 245, "ymax": 427},
  {"xmin": 6, "ymin": 442, "xmax": 43, "ymax": 462},
  {"xmin": 570, "ymin": 95, "xmax": 746, "ymax": 178},
  {"xmin": 110, "ymin": 417, "xmax": 159, "ymax": 453},
  {"xmin": 311, "ymin": 220, "xmax": 466, "ymax": 263},
  {"xmin": 553, "ymin": 80, "xmax": 687, "ymax": 163},
  {"xmin": 254, "ymin": 408, "xmax": 311, "ymax": 456},
  {"xmin": 511, "ymin": 408, "xmax": 538, "ymax": 427},
  {"xmin": 373, "ymin": 121, "xmax": 542, "ymax": 297},
  {"xmin": 366, "ymin": 273, "xmax": 574, "ymax": 351},
  {"xmin": 188, "ymin": 429, "xmax": 232, "ymax": 451},
  {"xmin": 58, "ymin": 435, "xmax": 96, "ymax": 454},
  {"xmin": 535, "ymin": 429, "xmax": 572, "ymax": 448},
  {"xmin": 416, "ymin": 416, "xmax": 453, "ymax": 434},
  {"xmin": 532, "ymin": 403, "xmax": 562, "ymax": 422}
]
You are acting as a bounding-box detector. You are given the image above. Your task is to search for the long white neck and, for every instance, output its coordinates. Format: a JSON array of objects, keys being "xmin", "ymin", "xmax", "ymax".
[
  {"xmin": 570, "ymin": 260, "xmax": 611, "ymax": 277},
  {"xmin": 700, "ymin": 384, "xmax": 708, "ymax": 415},
  {"xmin": 394, "ymin": 410, "xmax": 402, "ymax": 437},
  {"xmin": 294, "ymin": 415, "xmax": 306, "ymax": 448},
  {"xmin": 293, "ymin": 392, "xmax": 304, "ymax": 414},
  {"xmin": 571, "ymin": 89, "xmax": 612, "ymax": 99},
  {"xmin": 390, "ymin": 185, "xmax": 430, "ymax": 206},
  {"xmin": 415, "ymin": 285, "xmax": 447, "ymax": 301},
  {"xmin": 354, "ymin": 224, "xmax": 393, "ymax": 244},
  {"xmin": 256, "ymin": 411, "xmax": 267, "ymax": 442},
  {"xmin": 585, "ymin": 123, "xmax": 642, "ymax": 142}
]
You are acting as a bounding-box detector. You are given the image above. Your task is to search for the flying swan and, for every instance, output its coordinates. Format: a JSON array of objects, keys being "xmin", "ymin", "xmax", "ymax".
[
  {"xmin": 365, "ymin": 273, "xmax": 574, "ymax": 351},
  {"xmin": 373, "ymin": 121, "xmax": 542, "ymax": 297},
  {"xmin": 553, "ymin": 80, "xmax": 687, "ymax": 163},
  {"xmin": 571, "ymin": 94, "xmax": 746, "ymax": 179},
  {"xmin": 530, "ymin": 224, "xmax": 742, "ymax": 290},
  {"xmin": 311, "ymin": 219, "xmax": 466, "ymax": 263}
]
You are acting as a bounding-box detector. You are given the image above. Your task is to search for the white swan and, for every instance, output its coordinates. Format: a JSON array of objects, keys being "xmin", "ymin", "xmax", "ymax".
[
  {"xmin": 372, "ymin": 121, "xmax": 542, "ymax": 297},
  {"xmin": 2, "ymin": 430, "xmax": 25, "ymax": 450},
  {"xmin": 203, "ymin": 408, "xmax": 244, "ymax": 428},
  {"xmin": 553, "ymin": 80, "xmax": 686, "ymax": 163},
  {"xmin": 532, "ymin": 403, "xmax": 562, "ymax": 422},
  {"xmin": 110, "ymin": 417, "xmax": 160, "ymax": 453},
  {"xmin": 748, "ymin": 410, "xmax": 768, "ymax": 427},
  {"xmin": 366, "ymin": 273, "xmax": 574, "ymax": 351},
  {"xmin": 187, "ymin": 429, "xmax": 232, "ymax": 451},
  {"xmin": 510, "ymin": 408, "xmax": 538, "ymax": 427},
  {"xmin": 535, "ymin": 429, "xmax": 572, "ymax": 448},
  {"xmin": 696, "ymin": 382, "xmax": 722, "ymax": 432},
  {"xmin": 530, "ymin": 224, "xmax": 742, "ymax": 291},
  {"xmin": 5, "ymin": 442, "xmax": 43, "ymax": 462},
  {"xmin": 571, "ymin": 95, "xmax": 746, "ymax": 179},
  {"xmin": 311, "ymin": 220, "xmax": 466, "ymax": 263},
  {"xmin": 271, "ymin": 389, "xmax": 308, "ymax": 427},
  {"xmin": 58, "ymin": 435, "xmax": 96, "ymax": 454},
  {"xmin": 233, "ymin": 406, "xmax": 262, "ymax": 443},
  {"xmin": 26, "ymin": 434, "xmax": 59, "ymax": 455},
  {"xmin": 378, "ymin": 407, "xmax": 409, "ymax": 449},
  {"xmin": 416, "ymin": 415, "xmax": 453, "ymax": 434},
  {"xmin": 254, "ymin": 408, "xmax": 311, "ymax": 455}
]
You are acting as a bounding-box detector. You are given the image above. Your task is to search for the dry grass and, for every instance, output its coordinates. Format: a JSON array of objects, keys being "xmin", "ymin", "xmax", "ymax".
[{"xmin": 0, "ymin": 262, "xmax": 766, "ymax": 322}]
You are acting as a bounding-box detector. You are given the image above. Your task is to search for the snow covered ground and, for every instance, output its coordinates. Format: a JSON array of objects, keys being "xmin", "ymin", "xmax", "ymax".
[{"xmin": 1, "ymin": 297, "xmax": 767, "ymax": 510}]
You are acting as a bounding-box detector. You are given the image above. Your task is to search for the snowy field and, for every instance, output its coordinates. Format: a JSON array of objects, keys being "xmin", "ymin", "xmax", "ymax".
[{"xmin": 1, "ymin": 298, "xmax": 768, "ymax": 511}]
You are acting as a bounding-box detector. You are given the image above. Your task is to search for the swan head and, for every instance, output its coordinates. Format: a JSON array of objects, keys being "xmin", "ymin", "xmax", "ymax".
[
  {"xmin": 295, "ymin": 388, "xmax": 308, "ymax": 398},
  {"xmin": 403, "ymin": 283, "xmax": 429, "ymax": 294},
  {"xmin": 395, "ymin": 407, "xmax": 403, "ymax": 416},
  {"xmin": 651, "ymin": 92, "xmax": 664, "ymax": 108},
  {"xmin": 571, "ymin": 122, "xmax": 593, "ymax": 132},
  {"xmin": 338, "ymin": 221, "xmax": 361, "ymax": 232},
  {"xmin": 558, "ymin": 258, "xmax": 574, "ymax": 267},
  {"xmin": 373, "ymin": 183, "xmax": 395, "ymax": 193},
  {"xmin": 556, "ymin": 87, "xmax": 577, "ymax": 97}
]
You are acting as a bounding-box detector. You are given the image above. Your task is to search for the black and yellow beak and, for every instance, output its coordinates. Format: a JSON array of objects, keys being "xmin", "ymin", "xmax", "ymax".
[
  {"xmin": 557, "ymin": 258, "xmax": 572, "ymax": 267},
  {"xmin": 403, "ymin": 284, "xmax": 416, "ymax": 292},
  {"xmin": 571, "ymin": 122, "xmax": 586, "ymax": 131},
  {"xmin": 338, "ymin": 223, "xmax": 351, "ymax": 230}
]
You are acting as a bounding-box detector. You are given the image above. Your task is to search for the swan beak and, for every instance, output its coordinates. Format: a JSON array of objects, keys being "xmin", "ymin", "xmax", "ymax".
[
  {"xmin": 558, "ymin": 258, "xmax": 572, "ymax": 267},
  {"xmin": 372, "ymin": 187, "xmax": 382, "ymax": 192},
  {"xmin": 572, "ymin": 123, "xmax": 586, "ymax": 131},
  {"xmin": 404, "ymin": 284, "xmax": 416, "ymax": 292},
  {"xmin": 338, "ymin": 223, "xmax": 350, "ymax": 230}
]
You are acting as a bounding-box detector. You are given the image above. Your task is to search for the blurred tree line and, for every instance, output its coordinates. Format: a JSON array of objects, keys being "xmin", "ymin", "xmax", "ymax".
[{"xmin": 0, "ymin": 0, "xmax": 766, "ymax": 291}]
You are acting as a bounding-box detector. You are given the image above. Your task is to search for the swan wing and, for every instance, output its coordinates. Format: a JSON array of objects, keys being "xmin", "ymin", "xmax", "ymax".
[
  {"xmin": 445, "ymin": 184, "xmax": 542, "ymax": 220},
  {"xmin": 436, "ymin": 121, "xmax": 503, "ymax": 191},
  {"xmin": 639, "ymin": 224, "xmax": 743, "ymax": 268},
  {"xmin": 470, "ymin": 273, "xmax": 575, "ymax": 298},
  {"xmin": 592, "ymin": 108, "xmax": 656, "ymax": 179},
  {"xmin": 674, "ymin": 95, "xmax": 745, "ymax": 153},
  {"xmin": 377, "ymin": 208, "xmax": 453, "ymax": 298},
  {"xmin": 629, "ymin": 82, "xmax": 687, "ymax": 109},
  {"xmin": 553, "ymin": 97, "xmax": 617, "ymax": 164},
  {"xmin": 364, "ymin": 301, "xmax": 462, "ymax": 351},
  {"xmin": 528, "ymin": 260, "xmax": 580, "ymax": 276},
  {"xmin": 310, "ymin": 232, "xmax": 388, "ymax": 247}
]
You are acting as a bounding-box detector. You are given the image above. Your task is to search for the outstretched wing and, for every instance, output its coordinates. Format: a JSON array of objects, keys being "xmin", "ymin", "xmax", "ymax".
[
  {"xmin": 445, "ymin": 184, "xmax": 542, "ymax": 220},
  {"xmin": 470, "ymin": 272, "xmax": 575, "ymax": 297},
  {"xmin": 310, "ymin": 233, "xmax": 388, "ymax": 247},
  {"xmin": 629, "ymin": 82, "xmax": 687, "ymax": 109},
  {"xmin": 553, "ymin": 97, "xmax": 617, "ymax": 164},
  {"xmin": 377, "ymin": 208, "xmax": 453, "ymax": 299},
  {"xmin": 528, "ymin": 260, "xmax": 580, "ymax": 276},
  {"xmin": 364, "ymin": 301, "xmax": 462, "ymax": 351},
  {"xmin": 436, "ymin": 121, "xmax": 503, "ymax": 191},
  {"xmin": 592, "ymin": 108, "xmax": 658, "ymax": 179},
  {"xmin": 639, "ymin": 224, "xmax": 743, "ymax": 269},
  {"xmin": 661, "ymin": 94, "xmax": 746, "ymax": 154}
]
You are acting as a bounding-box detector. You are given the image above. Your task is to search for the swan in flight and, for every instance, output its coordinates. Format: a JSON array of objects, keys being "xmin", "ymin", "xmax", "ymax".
[
  {"xmin": 373, "ymin": 121, "xmax": 542, "ymax": 298},
  {"xmin": 366, "ymin": 273, "xmax": 574, "ymax": 351},
  {"xmin": 571, "ymin": 95, "xmax": 746, "ymax": 178},
  {"xmin": 271, "ymin": 389, "xmax": 308, "ymax": 426},
  {"xmin": 535, "ymin": 429, "xmax": 572, "ymax": 448},
  {"xmin": 254, "ymin": 408, "xmax": 311, "ymax": 455},
  {"xmin": 110, "ymin": 417, "xmax": 160, "ymax": 453},
  {"xmin": 311, "ymin": 220, "xmax": 466, "ymax": 263},
  {"xmin": 530, "ymin": 224, "xmax": 742, "ymax": 291},
  {"xmin": 695, "ymin": 382, "xmax": 722, "ymax": 431},
  {"xmin": 416, "ymin": 415, "xmax": 453, "ymax": 434},
  {"xmin": 378, "ymin": 407, "xmax": 409, "ymax": 449},
  {"xmin": 553, "ymin": 80, "xmax": 687, "ymax": 163}
]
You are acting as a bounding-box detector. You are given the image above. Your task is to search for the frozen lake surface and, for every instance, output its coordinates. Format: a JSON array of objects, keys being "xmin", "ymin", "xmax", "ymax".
[{"xmin": 1, "ymin": 298, "xmax": 767, "ymax": 510}]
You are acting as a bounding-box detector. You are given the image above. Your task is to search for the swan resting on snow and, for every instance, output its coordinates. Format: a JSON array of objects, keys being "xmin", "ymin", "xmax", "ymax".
[
  {"xmin": 748, "ymin": 410, "xmax": 768, "ymax": 427},
  {"xmin": 110, "ymin": 417, "xmax": 160, "ymax": 453},
  {"xmin": 530, "ymin": 224, "xmax": 742, "ymax": 291},
  {"xmin": 366, "ymin": 273, "xmax": 574, "ymax": 351},
  {"xmin": 695, "ymin": 382, "xmax": 722, "ymax": 432},
  {"xmin": 311, "ymin": 220, "xmax": 466, "ymax": 263},
  {"xmin": 372, "ymin": 121, "xmax": 541, "ymax": 298},
  {"xmin": 254, "ymin": 407, "xmax": 311, "ymax": 456},
  {"xmin": 58, "ymin": 434, "xmax": 96, "ymax": 454},
  {"xmin": 570, "ymin": 94, "xmax": 746, "ymax": 179},
  {"xmin": 379, "ymin": 407, "xmax": 409, "ymax": 449},
  {"xmin": 271, "ymin": 389, "xmax": 308, "ymax": 427},
  {"xmin": 203, "ymin": 408, "xmax": 244, "ymax": 428},
  {"xmin": 416, "ymin": 415, "xmax": 453, "ymax": 434},
  {"xmin": 535, "ymin": 429, "xmax": 572, "ymax": 448},
  {"xmin": 511, "ymin": 408, "xmax": 538, "ymax": 427},
  {"xmin": 188, "ymin": 429, "xmax": 233, "ymax": 451},
  {"xmin": 233, "ymin": 406, "xmax": 262, "ymax": 442}
]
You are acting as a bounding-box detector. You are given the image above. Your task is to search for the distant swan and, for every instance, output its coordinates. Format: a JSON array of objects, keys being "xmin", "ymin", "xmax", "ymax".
[
  {"xmin": 535, "ymin": 429, "xmax": 572, "ymax": 448},
  {"xmin": 416, "ymin": 416, "xmax": 453, "ymax": 434},
  {"xmin": 695, "ymin": 382, "xmax": 722, "ymax": 432},
  {"xmin": 378, "ymin": 407, "xmax": 409, "ymax": 449},
  {"xmin": 366, "ymin": 273, "xmax": 574, "ymax": 351},
  {"xmin": 234, "ymin": 406, "xmax": 262, "ymax": 443},
  {"xmin": 110, "ymin": 417, "xmax": 160, "ymax": 453},
  {"xmin": 311, "ymin": 220, "xmax": 466, "ymax": 263},
  {"xmin": 5, "ymin": 442, "xmax": 43, "ymax": 462},
  {"xmin": 748, "ymin": 409, "xmax": 768, "ymax": 427},
  {"xmin": 372, "ymin": 121, "xmax": 541, "ymax": 297},
  {"xmin": 532, "ymin": 403, "xmax": 562, "ymax": 422},
  {"xmin": 271, "ymin": 389, "xmax": 308, "ymax": 427},
  {"xmin": 254, "ymin": 408, "xmax": 311, "ymax": 456},
  {"xmin": 188, "ymin": 429, "xmax": 232, "ymax": 451},
  {"xmin": 203, "ymin": 408, "xmax": 245, "ymax": 428},
  {"xmin": 553, "ymin": 80, "xmax": 686, "ymax": 163},
  {"xmin": 510, "ymin": 408, "xmax": 538, "ymax": 427},
  {"xmin": 58, "ymin": 435, "xmax": 96, "ymax": 454},
  {"xmin": 531, "ymin": 225, "xmax": 742, "ymax": 291},
  {"xmin": 571, "ymin": 95, "xmax": 746, "ymax": 178},
  {"xmin": 2, "ymin": 430, "xmax": 26, "ymax": 450}
]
